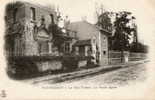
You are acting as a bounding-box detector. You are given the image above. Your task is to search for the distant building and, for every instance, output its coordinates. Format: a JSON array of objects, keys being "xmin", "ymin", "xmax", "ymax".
[{"xmin": 66, "ymin": 21, "xmax": 112, "ymax": 65}]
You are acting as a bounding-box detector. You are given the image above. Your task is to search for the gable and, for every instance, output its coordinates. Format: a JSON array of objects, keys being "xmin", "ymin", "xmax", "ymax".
[
  {"xmin": 67, "ymin": 21, "xmax": 100, "ymax": 40},
  {"xmin": 37, "ymin": 29, "xmax": 49, "ymax": 38},
  {"xmin": 36, "ymin": 28, "xmax": 51, "ymax": 41}
]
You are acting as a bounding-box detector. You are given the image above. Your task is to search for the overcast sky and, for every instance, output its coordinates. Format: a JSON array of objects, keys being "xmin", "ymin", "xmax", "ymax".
[{"xmin": 23, "ymin": 0, "xmax": 155, "ymax": 45}]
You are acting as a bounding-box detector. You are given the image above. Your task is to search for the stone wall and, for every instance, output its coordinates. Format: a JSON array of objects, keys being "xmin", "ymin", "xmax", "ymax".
[
  {"xmin": 36, "ymin": 60, "xmax": 62, "ymax": 72},
  {"xmin": 5, "ymin": 2, "xmax": 57, "ymax": 56},
  {"xmin": 24, "ymin": 2, "xmax": 57, "ymax": 26},
  {"xmin": 24, "ymin": 21, "xmax": 39, "ymax": 56},
  {"xmin": 78, "ymin": 60, "xmax": 87, "ymax": 68},
  {"xmin": 5, "ymin": 2, "xmax": 63, "ymax": 74},
  {"xmin": 5, "ymin": 2, "xmax": 26, "ymax": 56},
  {"xmin": 23, "ymin": 2, "xmax": 56, "ymax": 56}
]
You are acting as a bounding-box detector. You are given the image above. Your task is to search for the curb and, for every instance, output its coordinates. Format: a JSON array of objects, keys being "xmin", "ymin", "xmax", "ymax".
[{"xmin": 29, "ymin": 59, "xmax": 149, "ymax": 84}]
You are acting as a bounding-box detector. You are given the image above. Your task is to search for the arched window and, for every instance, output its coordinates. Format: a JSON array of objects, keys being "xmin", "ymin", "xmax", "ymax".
[
  {"xmin": 13, "ymin": 8, "xmax": 18, "ymax": 23},
  {"xmin": 50, "ymin": 14, "xmax": 54, "ymax": 24},
  {"xmin": 103, "ymin": 51, "xmax": 106, "ymax": 55},
  {"xmin": 30, "ymin": 7, "xmax": 36, "ymax": 21}
]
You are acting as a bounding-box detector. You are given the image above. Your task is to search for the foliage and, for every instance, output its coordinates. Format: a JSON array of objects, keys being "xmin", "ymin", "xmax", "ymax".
[
  {"xmin": 96, "ymin": 10, "xmax": 137, "ymax": 51},
  {"xmin": 130, "ymin": 42, "xmax": 148, "ymax": 53},
  {"xmin": 112, "ymin": 11, "xmax": 136, "ymax": 51},
  {"xmin": 48, "ymin": 23, "xmax": 64, "ymax": 52},
  {"xmin": 97, "ymin": 11, "xmax": 113, "ymax": 32}
]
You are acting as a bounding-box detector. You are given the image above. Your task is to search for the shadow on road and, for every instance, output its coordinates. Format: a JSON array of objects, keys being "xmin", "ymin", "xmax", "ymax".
[{"xmin": 52, "ymin": 66, "xmax": 122, "ymax": 84}]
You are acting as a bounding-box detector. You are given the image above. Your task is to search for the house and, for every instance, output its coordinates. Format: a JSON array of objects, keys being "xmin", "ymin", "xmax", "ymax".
[{"xmin": 66, "ymin": 20, "xmax": 112, "ymax": 65}]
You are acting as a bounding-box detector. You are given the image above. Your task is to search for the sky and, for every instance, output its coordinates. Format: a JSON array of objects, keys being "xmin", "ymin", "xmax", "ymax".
[{"xmin": 22, "ymin": 0, "xmax": 155, "ymax": 45}]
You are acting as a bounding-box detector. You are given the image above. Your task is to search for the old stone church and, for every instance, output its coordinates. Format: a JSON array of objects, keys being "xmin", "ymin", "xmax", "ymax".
[
  {"xmin": 5, "ymin": 1, "xmax": 76, "ymax": 72},
  {"xmin": 5, "ymin": 1, "xmax": 74, "ymax": 58}
]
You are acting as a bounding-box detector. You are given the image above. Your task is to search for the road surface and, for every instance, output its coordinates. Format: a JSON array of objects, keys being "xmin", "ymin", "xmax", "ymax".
[
  {"xmin": 62, "ymin": 62, "xmax": 147, "ymax": 86},
  {"xmin": 27, "ymin": 61, "xmax": 148, "ymax": 88}
]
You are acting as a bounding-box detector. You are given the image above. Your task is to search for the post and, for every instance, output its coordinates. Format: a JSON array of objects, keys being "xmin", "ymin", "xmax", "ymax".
[
  {"xmin": 48, "ymin": 42, "xmax": 52, "ymax": 54},
  {"xmin": 85, "ymin": 46, "xmax": 88, "ymax": 56},
  {"xmin": 75, "ymin": 46, "xmax": 79, "ymax": 55}
]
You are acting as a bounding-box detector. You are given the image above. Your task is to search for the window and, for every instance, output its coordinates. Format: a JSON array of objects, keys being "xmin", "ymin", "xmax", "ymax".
[
  {"xmin": 103, "ymin": 36, "xmax": 106, "ymax": 40},
  {"xmin": 93, "ymin": 39, "xmax": 96, "ymax": 44},
  {"xmin": 13, "ymin": 8, "xmax": 18, "ymax": 23},
  {"xmin": 30, "ymin": 7, "xmax": 36, "ymax": 21},
  {"xmin": 79, "ymin": 46, "xmax": 85, "ymax": 56},
  {"xmin": 103, "ymin": 51, "xmax": 106, "ymax": 55},
  {"xmin": 39, "ymin": 42, "xmax": 49, "ymax": 55},
  {"xmin": 64, "ymin": 42, "xmax": 70, "ymax": 53},
  {"xmin": 50, "ymin": 14, "xmax": 54, "ymax": 24}
]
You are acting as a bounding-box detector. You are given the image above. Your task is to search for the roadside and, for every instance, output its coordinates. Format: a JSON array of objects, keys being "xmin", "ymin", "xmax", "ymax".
[{"xmin": 21, "ymin": 59, "xmax": 149, "ymax": 84}]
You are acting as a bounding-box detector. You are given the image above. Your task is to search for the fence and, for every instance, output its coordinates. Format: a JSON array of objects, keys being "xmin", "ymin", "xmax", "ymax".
[{"xmin": 108, "ymin": 51, "xmax": 148, "ymax": 64}]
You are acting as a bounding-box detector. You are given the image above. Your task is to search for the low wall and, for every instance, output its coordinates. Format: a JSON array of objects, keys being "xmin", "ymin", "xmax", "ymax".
[
  {"xmin": 108, "ymin": 58, "xmax": 122, "ymax": 65},
  {"xmin": 78, "ymin": 60, "xmax": 87, "ymax": 68},
  {"xmin": 108, "ymin": 51, "xmax": 148, "ymax": 64},
  {"xmin": 129, "ymin": 52, "xmax": 147, "ymax": 60},
  {"xmin": 36, "ymin": 60, "xmax": 62, "ymax": 72}
]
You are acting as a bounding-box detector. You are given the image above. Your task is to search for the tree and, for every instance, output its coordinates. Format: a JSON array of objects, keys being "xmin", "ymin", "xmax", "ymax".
[
  {"xmin": 97, "ymin": 11, "xmax": 114, "ymax": 32},
  {"xmin": 130, "ymin": 42, "xmax": 148, "ymax": 53},
  {"xmin": 112, "ymin": 11, "xmax": 137, "ymax": 62},
  {"xmin": 95, "ymin": 5, "xmax": 138, "ymax": 62},
  {"xmin": 112, "ymin": 11, "xmax": 136, "ymax": 51},
  {"xmin": 95, "ymin": 3, "xmax": 114, "ymax": 32},
  {"xmin": 47, "ymin": 7, "xmax": 66, "ymax": 52}
]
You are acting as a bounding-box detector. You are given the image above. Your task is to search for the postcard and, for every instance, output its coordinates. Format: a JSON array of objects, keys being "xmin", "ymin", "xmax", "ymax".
[{"xmin": 0, "ymin": 0, "xmax": 155, "ymax": 99}]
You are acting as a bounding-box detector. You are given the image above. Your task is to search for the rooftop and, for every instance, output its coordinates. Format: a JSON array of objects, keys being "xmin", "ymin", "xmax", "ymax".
[
  {"xmin": 66, "ymin": 20, "xmax": 112, "ymax": 36},
  {"xmin": 74, "ymin": 39, "xmax": 91, "ymax": 46}
]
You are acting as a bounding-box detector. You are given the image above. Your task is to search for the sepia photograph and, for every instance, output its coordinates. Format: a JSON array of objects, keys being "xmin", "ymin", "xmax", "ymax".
[{"xmin": 0, "ymin": 0, "xmax": 155, "ymax": 99}]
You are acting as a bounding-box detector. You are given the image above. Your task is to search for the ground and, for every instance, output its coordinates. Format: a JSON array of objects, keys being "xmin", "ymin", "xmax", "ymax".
[
  {"xmin": 61, "ymin": 62, "xmax": 147, "ymax": 86},
  {"xmin": 23, "ymin": 60, "xmax": 148, "ymax": 88}
]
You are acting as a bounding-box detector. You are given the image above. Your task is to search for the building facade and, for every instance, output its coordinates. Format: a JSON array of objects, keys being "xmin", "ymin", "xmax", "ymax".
[
  {"xmin": 5, "ymin": 2, "xmax": 77, "ymax": 73},
  {"xmin": 66, "ymin": 21, "xmax": 111, "ymax": 65},
  {"xmin": 5, "ymin": 1, "xmax": 58, "ymax": 57}
]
